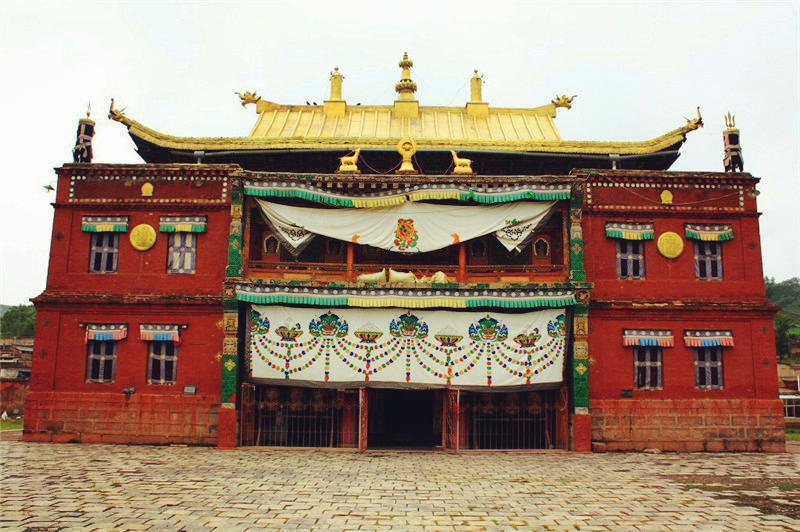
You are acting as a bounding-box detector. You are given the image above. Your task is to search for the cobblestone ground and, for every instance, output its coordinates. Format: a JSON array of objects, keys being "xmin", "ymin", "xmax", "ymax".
[{"xmin": 1, "ymin": 439, "xmax": 799, "ymax": 531}]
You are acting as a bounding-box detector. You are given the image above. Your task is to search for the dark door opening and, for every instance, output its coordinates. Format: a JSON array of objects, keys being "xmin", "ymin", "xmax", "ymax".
[{"xmin": 368, "ymin": 389, "xmax": 441, "ymax": 448}]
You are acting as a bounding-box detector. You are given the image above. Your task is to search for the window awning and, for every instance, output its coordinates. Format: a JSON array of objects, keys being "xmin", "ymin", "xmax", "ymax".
[
  {"xmin": 85, "ymin": 324, "xmax": 127, "ymax": 343},
  {"xmin": 81, "ymin": 216, "xmax": 129, "ymax": 232},
  {"xmin": 605, "ymin": 222, "xmax": 654, "ymax": 240},
  {"xmin": 159, "ymin": 216, "xmax": 207, "ymax": 233},
  {"xmin": 685, "ymin": 224, "xmax": 734, "ymax": 241},
  {"xmin": 139, "ymin": 324, "xmax": 182, "ymax": 344},
  {"xmin": 256, "ymin": 199, "xmax": 556, "ymax": 256},
  {"xmin": 684, "ymin": 330, "xmax": 734, "ymax": 347},
  {"xmin": 623, "ymin": 329, "xmax": 674, "ymax": 347}
]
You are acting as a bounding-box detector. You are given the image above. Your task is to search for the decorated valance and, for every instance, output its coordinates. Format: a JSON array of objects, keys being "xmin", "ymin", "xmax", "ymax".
[
  {"xmin": 244, "ymin": 180, "xmax": 571, "ymax": 207},
  {"xmin": 139, "ymin": 324, "xmax": 182, "ymax": 344},
  {"xmin": 81, "ymin": 216, "xmax": 129, "ymax": 233},
  {"xmin": 685, "ymin": 224, "xmax": 734, "ymax": 241},
  {"xmin": 159, "ymin": 216, "xmax": 207, "ymax": 233},
  {"xmin": 684, "ymin": 330, "xmax": 734, "ymax": 347},
  {"xmin": 623, "ymin": 330, "xmax": 674, "ymax": 347},
  {"xmin": 256, "ymin": 199, "xmax": 555, "ymax": 255},
  {"xmin": 236, "ymin": 284, "xmax": 575, "ymax": 310},
  {"xmin": 248, "ymin": 305, "xmax": 566, "ymax": 388},
  {"xmin": 85, "ymin": 324, "xmax": 127, "ymax": 343},
  {"xmin": 605, "ymin": 222, "xmax": 654, "ymax": 240}
]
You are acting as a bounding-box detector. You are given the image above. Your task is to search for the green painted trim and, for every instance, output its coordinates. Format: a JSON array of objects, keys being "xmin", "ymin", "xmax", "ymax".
[
  {"xmin": 220, "ymin": 354, "xmax": 238, "ymax": 404},
  {"xmin": 605, "ymin": 230, "xmax": 655, "ymax": 240},
  {"xmin": 158, "ymin": 225, "xmax": 207, "ymax": 233},
  {"xmin": 245, "ymin": 187, "xmax": 355, "ymax": 207},
  {"xmin": 81, "ymin": 224, "xmax": 128, "ymax": 232},
  {"xmin": 465, "ymin": 297, "xmax": 576, "ymax": 308},
  {"xmin": 460, "ymin": 191, "xmax": 571, "ymax": 203},
  {"xmin": 237, "ymin": 293, "xmax": 575, "ymax": 308},
  {"xmin": 237, "ymin": 293, "xmax": 350, "ymax": 306},
  {"xmin": 685, "ymin": 230, "xmax": 734, "ymax": 241}
]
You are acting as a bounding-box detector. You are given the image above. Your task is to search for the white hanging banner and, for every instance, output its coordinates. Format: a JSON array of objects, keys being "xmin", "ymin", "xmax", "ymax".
[
  {"xmin": 248, "ymin": 305, "xmax": 566, "ymax": 388},
  {"xmin": 256, "ymin": 199, "xmax": 555, "ymax": 254}
]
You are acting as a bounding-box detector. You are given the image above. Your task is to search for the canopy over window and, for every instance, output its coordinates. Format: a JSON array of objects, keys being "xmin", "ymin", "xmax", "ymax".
[
  {"xmin": 256, "ymin": 199, "xmax": 556, "ymax": 256},
  {"xmin": 685, "ymin": 224, "xmax": 734, "ymax": 241},
  {"xmin": 139, "ymin": 324, "xmax": 182, "ymax": 344},
  {"xmin": 81, "ymin": 216, "xmax": 129, "ymax": 233},
  {"xmin": 605, "ymin": 222, "xmax": 654, "ymax": 241},
  {"xmin": 684, "ymin": 330, "xmax": 734, "ymax": 347},
  {"xmin": 85, "ymin": 324, "xmax": 127, "ymax": 343},
  {"xmin": 623, "ymin": 329, "xmax": 674, "ymax": 347},
  {"xmin": 159, "ymin": 216, "xmax": 207, "ymax": 233}
]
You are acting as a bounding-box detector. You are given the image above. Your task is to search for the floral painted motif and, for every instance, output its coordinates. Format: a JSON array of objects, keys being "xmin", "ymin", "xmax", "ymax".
[
  {"xmin": 275, "ymin": 324, "xmax": 303, "ymax": 342},
  {"xmin": 389, "ymin": 312, "xmax": 429, "ymax": 339},
  {"xmin": 394, "ymin": 218, "xmax": 419, "ymax": 251},
  {"xmin": 250, "ymin": 310, "xmax": 270, "ymax": 336},
  {"xmin": 469, "ymin": 315, "xmax": 509, "ymax": 343},
  {"xmin": 547, "ymin": 313, "xmax": 567, "ymax": 338},
  {"xmin": 513, "ymin": 328, "xmax": 541, "ymax": 348},
  {"xmin": 309, "ymin": 311, "xmax": 349, "ymax": 338}
]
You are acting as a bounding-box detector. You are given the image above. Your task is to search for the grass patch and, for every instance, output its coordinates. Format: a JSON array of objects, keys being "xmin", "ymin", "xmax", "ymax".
[
  {"xmin": 786, "ymin": 429, "xmax": 800, "ymax": 441},
  {"xmin": 0, "ymin": 418, "xmax": 23, "ymax": 431}
]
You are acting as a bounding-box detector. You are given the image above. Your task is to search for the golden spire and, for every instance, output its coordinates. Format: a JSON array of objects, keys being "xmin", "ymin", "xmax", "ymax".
[
  {"xmin": 470, "ymin": 70, "xmax": 483, "ymax": 103},
  {"xmin": 394, "ymin": 52, "xmax": 418, "ymax": 101},
  {"xmin": 329, "ymin": 67, "xmax": 344, "ymax": 101}
]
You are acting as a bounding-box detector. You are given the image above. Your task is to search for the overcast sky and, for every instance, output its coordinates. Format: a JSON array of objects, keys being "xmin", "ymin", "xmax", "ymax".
[{"xmin": 1, "ymin": 1, "xmax": 798, "ymax": 306}]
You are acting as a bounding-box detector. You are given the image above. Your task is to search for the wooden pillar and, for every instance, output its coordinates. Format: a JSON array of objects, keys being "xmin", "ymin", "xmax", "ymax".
[
  {"xmin": 358, "ymin": 387, "xmax": 368, "ymax": 451},
  {"xmin": 346, "ymin": 243, "xmax": 354, "ymax": 282},
  {"xmin": 458, "ymin": 242, "xmax": 467, "ymax": 282}
]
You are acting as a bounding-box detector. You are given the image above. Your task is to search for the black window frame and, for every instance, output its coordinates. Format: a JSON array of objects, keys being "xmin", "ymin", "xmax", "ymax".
[
  {"xmin": 616, "ymin": 239, "xmax": 645, "ymax": 280},
  {"xmin": 694, "ymin": 241, "xmax": 723, "ymax": 281},
  {"xmin": 89, "ymin": 232, "xmax": 120, "ymax": 273},
  {"xmin": 148, "ymin": 341, "xmax": 177, "ymax": 385},
  {"xmin": 86, "ymin": 340, "xmax": 117, "ymax": 383},
  {"xmin": 694, "ymin": 346, "xmax": 724, "ymax": 390},
  {"xmin": 633, "ymin": 346, "xmax": 662, "ymax": 390},
  {"xmin": 167, "ymin": 232, "xmax": 197, "ymax": 274}
]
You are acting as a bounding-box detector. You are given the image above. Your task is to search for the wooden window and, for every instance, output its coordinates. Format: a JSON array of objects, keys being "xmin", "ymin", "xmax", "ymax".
[
  {"xmin": 616, "ymin": 239, "xmax": 645, "ymax": 279},
  {"xmin": 148, "ymin": 341, "xmax": 177, "ymax": 385},
  {"xmin": 86, "ymin": 340, "xmax": 117, "ymax": 382},
  {"xmin": 633, "ymin": 346, "xmax": 662, "ymax": 390},
  {"xmin": 694, "ymin": 347, "xmax": 723, "ymax": 390},
  {"xmin": 89, "ymin": 232, "xmax": 119, "ymax": 273},
  {"xmin": 167, "ymin": 233, "xmax": 197, "ymax": 274},
  {"xmin": 534, "ymin": 237, "xmax": 550, "ymax": 258},
  {"xmin": 694, "ymin": 241, "xmax": 723, "ymax": 280},
  {"xmin": 264, "ymin": 235, "xmax": 279, "ymax": 255}
]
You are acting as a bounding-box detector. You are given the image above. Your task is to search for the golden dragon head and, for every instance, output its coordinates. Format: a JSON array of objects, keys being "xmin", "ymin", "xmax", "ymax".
[
  {"xmin": 552, "ymin": 94, "xmax": 577, "ymax": 109},
  {"xmin": 236, "ymin": 91, "xmax": 262, "ymax": 108}
]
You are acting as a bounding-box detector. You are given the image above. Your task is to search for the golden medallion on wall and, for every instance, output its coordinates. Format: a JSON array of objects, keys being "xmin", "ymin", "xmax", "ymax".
[
  {"xmin": 657, "ymin": 231, "xmax": 684, "ymax": 259},
  {"xmin": 129, "ymin": 224, "xmax": 157, "ymax": 251}
]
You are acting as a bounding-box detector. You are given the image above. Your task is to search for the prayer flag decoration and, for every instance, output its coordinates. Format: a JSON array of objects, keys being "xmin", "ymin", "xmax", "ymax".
[
  {"xmin": 159, "ymin": 216, "xmax": 208, "ymax": 233},
  {"xmin": 139, "ymin": 324, "xmax": 182, "ymax": 344},
  {"xmin": 684, "ymin": 330, "xmax": 734, "ymax": 347},
  {"xmin": 81, "ymin": 216, "xmax": 129, "ymax": 232},
  {"xmin": 623, "ymin": 330, "xmax": 674, "ymax": 347},
  {"xmin": 685, "ymin": 224, "xmax": 734, "ymax": 241},
  {"xmin": 248, "ymin": 305, "xmax": 566, "ymax": 388},
  {"xmin": 255, "ymin": 199, "xmax": 555, "ymax": 255},
  {"xmin": 605, "ymin": 222, "xmax": 654, "ymax": 240},
  {"xmin": 85, "ymin": 324, "xmax": 127, "ymax": 343}
]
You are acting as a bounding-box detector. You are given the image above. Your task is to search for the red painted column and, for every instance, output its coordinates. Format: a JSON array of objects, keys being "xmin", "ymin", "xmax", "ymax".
[
  {"xmin": 358, "ymin": 387, "xmax": 368, "ymax": 451},
  {"xmin": 572, "ymin": 413, "xmax": 592, "ymax": 453},
  {"xmin": 217, "ymin": 406, "xmax": 237, "ymax": 448},
  {"xmin": 458, "ymin": 243, "xmax": 466, "ymax": 282},
  {"xmin": 346, "ymin": 243, "xmax": 354, "ymax": 282}
]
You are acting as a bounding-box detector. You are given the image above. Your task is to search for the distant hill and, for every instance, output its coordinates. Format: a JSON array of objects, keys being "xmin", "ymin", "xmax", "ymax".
[{"xmin": 766, "ymin": 277, "xmax": 800, "ymax": 316}]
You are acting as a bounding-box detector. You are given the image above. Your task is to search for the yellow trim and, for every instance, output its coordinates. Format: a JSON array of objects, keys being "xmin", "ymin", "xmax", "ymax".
[
  {"xmin": 348, "ymin": 298, "xmax": 467, "ymax": 309},
  {"xmin": 351, "ymin": 196, "xmax": 407, "ymax": 208},
  {"xmin": 407, "ymin": 190, "xmax": 461, "ymax": 202},
  {"xmin": 112, "ymin": 112, "xmax": 702, "ymax": 156}
]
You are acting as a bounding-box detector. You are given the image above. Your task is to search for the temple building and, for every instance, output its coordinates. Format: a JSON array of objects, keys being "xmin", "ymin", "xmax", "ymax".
[{"xmin": 24, "ymin": 54, "xmax": 784, "ymax": 451}]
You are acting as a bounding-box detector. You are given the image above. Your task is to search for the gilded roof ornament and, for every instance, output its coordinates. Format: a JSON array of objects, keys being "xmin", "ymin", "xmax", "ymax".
[
  {"xmin": 395, "ymin": 52, "xmax": 418, "ymax": 100},
  {"xmin": 684, "ymin": 106, "xmax": 703, "ymax": 128},
  {"xmin": 329, "ymin": 67, "xmax": 344, "ymax": 101},
  {"xmin": 470, "ymin": 70, "xmax": 484, "ymax": 103},
  {"xmin": 552, "ymin": 95, "xmax": 577, "ymax": 110},
  {"xmin": 108, "ymin": 98, "xmax": 127, "ymax": 122},
  {"xmin": 236, "ymin": 91, "xmax": 261, "ymax": 108},
  {"xmin": 724, "ymin": 112, "xmax": 736, "ymax": 129}
]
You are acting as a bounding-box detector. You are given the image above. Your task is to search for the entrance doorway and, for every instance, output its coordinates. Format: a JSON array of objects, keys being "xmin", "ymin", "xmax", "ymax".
[{"xmin": 368, "ymin": 389, "xmax": 441, "ymax": 448}]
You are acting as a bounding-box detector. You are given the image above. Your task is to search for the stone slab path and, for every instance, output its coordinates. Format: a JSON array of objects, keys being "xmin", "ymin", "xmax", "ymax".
[{"xmin": 1, "ymin": 441, "xmax": 799, "ymax": 531}]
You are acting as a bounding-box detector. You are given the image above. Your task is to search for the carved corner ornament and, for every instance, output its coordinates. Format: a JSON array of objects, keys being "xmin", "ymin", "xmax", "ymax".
[
  {"xmin": 236, "ymin": 91, "xmax": 261, "ymax": 107},
  {"xmin": 552, "ymin": 94, "xmax": 577, "ymax": 109},
  {"xmin": 657, "ymin": 232, "xmax": 684, "ymax": 259}
]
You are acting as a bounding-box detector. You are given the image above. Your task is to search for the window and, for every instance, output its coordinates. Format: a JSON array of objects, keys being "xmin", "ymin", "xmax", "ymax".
[
  {"xmin": 89, "ymin": 232, "xmax": 119, "ymax": 273},
  {"xmin": 86, "ymin": 340, "xmax": 117, "ymax": 382},
  {"xmin": 148, "ymin": 341, "xmax": 177, "ymax": 384},
  {"xmin": 616, "ymin": 239, "xmax": 645, "ymax": 279},
  {"xmin": 167, "ymin": 233, "xmax": 197, "ymax": 274},
  {"xmin": 694, "ymin": 347, "xmax": 723, "ymax": 390},
  {"xmin": 634, "ymin": 346, "xmax": 662, "ymax": 390},
  {"xmin": 694, "ymin": 241, "xmax": 723, "ymax": 280}
]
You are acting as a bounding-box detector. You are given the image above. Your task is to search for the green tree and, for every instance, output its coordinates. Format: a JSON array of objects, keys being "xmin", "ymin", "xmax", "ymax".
[
  {"xmin": 765, "ymin": 277, "xmax": 800, "ymax": 361},
  {"xmin": 0, "ymin": 305, "xmax": 36, "ymax": 338}
]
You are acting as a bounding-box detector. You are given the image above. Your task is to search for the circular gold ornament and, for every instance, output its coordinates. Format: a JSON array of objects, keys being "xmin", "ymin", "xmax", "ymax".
[
  {"xmin": 130, "ymin": 224, "xmax": 157, "ymax": 251},
  {"xmin": 657, "ymin": 231, "xmax": 684, "ymax": 259}
]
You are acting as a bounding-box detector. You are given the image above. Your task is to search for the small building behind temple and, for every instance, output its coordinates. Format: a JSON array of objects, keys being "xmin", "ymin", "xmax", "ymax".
[{"xmin": 24, "ymin": 54, "xmax": 784, "ymax": 451}]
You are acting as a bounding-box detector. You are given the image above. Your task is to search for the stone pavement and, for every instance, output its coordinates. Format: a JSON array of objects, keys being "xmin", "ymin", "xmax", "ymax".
[{"xmin": 1, "ymin": 441, "xmax": 799, "ymax": 531}]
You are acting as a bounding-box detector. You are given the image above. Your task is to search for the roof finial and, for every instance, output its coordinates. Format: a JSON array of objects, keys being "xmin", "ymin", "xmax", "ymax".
[
  {"xmin": 470, "ymin": 70, "xmax": 484, "ymax": 103},
  {"xmin": 329, "ymin": 67, "xmax": 344, "ymax": 101},
  {"xmin": 724, "ymin": 111, "xmax": 735, "ymax": 129},
  {"xmin": 395, "ymin": 52, "xmax": 417, "ymax": 101},
  {"xmin": 86, "ymin": 101, "xmax": 91, "ymax": 119}
]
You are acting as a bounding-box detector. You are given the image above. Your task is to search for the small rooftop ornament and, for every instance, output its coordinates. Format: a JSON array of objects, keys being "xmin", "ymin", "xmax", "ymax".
[
  {"xmin": 337, "ymin": 148, "xmax": 361, "ymax": 174},
  {"xmin": 396, "ymin": 137, "xmax": 418, "ymax": 174},
  {"xmin": 450, "ymin": 151, "xmax": 474, "ymax": 175},
  {"xmin": 72, "ymin": 103, "xmax": 95, "ymax": 163},
  {"xmin": 723, "ymin": 112, "xmax": 743, "ymax": 172}
]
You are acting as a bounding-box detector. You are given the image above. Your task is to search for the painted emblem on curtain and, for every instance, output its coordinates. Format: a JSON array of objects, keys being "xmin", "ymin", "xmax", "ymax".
[
  {"xmin": 394, "ymin": 218, "xmax": 419, "ymax": 251},
  {"xmin": 309, "ymin": 311, "xmax": 349, "ymax": 338},
  {"xmin": 250, "ymin": 310, "xmax": 270, "ymax": 335},
  {"xmin": 389, "ymin": 312, "xmax": 429, "ymax": 339},
  {"xmin": 469, "ymin": 316, "xmax": 509, "ymax": 342}
]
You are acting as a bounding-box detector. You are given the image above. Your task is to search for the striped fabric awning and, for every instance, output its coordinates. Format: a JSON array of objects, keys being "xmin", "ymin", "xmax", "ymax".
[
  {"xmin": 139, "ymin": 324, "xmax": 182, "ymax": 344},
  {"xmin": 684, "ymin": 330, "xmax": 734, "ymax": 347},
  {"xmin": 685, "ymin": 224, "xmax": 734, "ymax": 241},
  {"xmin": 623, "ymin": 330, "xmax": 674, "ymax": 347},
  {"xmin": 159, "ymin": 216, "xmax": 207, "ymax": 233},
  {"xmin": 85, "ymin": 324, "xmax": 127, "ymax": 343},
  {"xmin": 81, "ymin": 216, "xmax": 129, "ymax": 232},
  {"xmin": 605, "ymin": 222, "xmax": 654, "ymax": 240}
]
